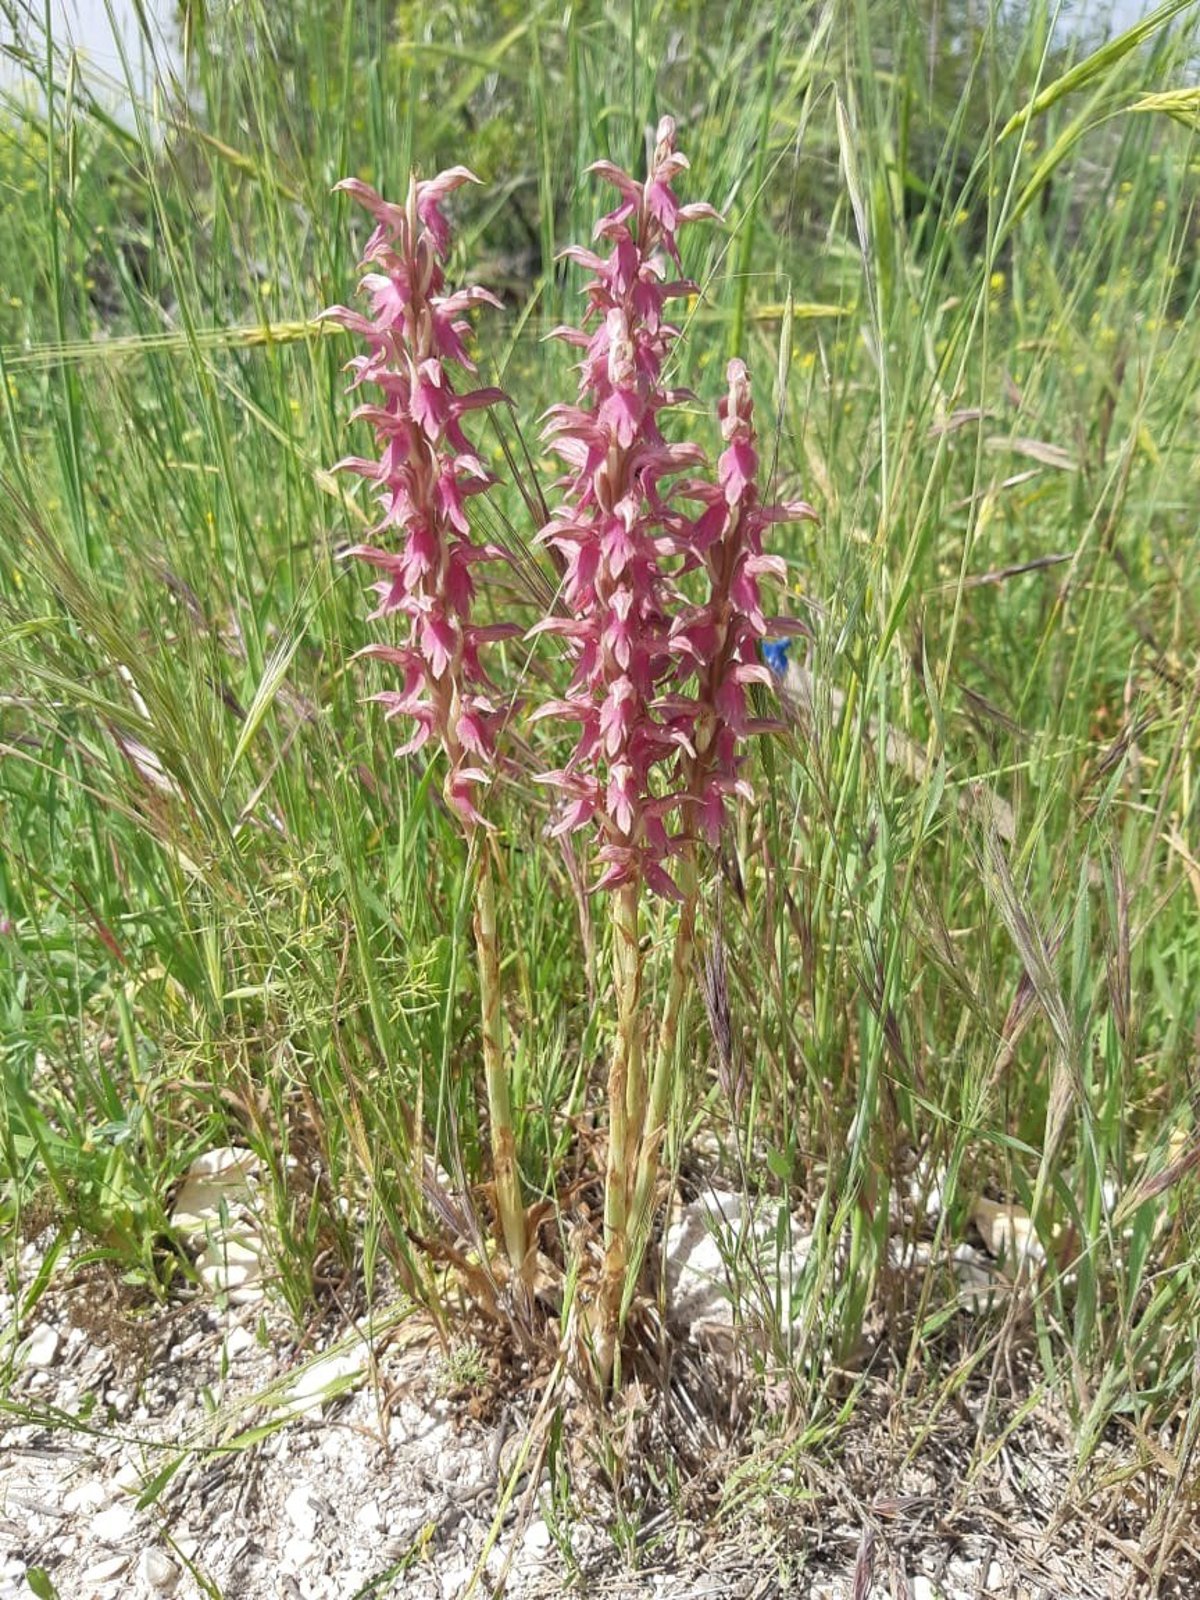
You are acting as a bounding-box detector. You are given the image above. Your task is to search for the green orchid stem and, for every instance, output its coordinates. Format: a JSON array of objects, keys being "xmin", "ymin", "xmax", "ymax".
[
  {"xmin": 629, "ymin": 849, "xmax": 698, "ymax": 1273},
  {"xmin": 473, "ymin": 840, "xmax": 527, "ymax": 1277},
  {"xmin": 599, "ymin": 877, "xmax": 643, "ymax": 1381}
]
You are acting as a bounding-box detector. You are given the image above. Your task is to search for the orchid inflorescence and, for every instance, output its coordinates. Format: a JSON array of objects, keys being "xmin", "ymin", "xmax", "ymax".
[
  {"xmin": 670, "ymin": 353, "xmax": 816, "ymax": 848},
  {"xmin": 321, "ymin": 167, "xmax": 515, "ymax": 830},
  {"xmin": 532, "ymin": 120, "xmax": 812, "ymax": 895},
  {"xmin": 324, "ymin": 122, "xmax": 813, "ymax": 1376},
  {"xmin": 530, "ymin": 117, "xmax": 719, "ymax": 900}
]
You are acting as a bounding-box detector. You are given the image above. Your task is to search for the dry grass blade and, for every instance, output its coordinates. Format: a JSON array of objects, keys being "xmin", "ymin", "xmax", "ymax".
[
  {"xmin": 978, "ymin": 830, "xmax": 1074, "ymax": 1075},
  {"xmin": 700, "ymin": 913, "xmax": 744, "ymax": 1118},
  {"xmin": 984, "ymin": 435, "xmax": 1078, "ymax": 471},
  {"xmin": 850, "ymin": 1521, "xmax": 876, "ymax": 1600}
]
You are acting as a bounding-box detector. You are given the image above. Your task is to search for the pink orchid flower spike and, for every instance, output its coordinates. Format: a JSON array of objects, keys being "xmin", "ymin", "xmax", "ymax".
[
  {"xmin": 530, "ymin": 119, "xmax": 721, "ymax": 1383},
  {"xmin": 322, "ymin": 169, "xmax": 527, "ymax": 1278},
  {"xmin": 321, "ymin": 169, "xmax": 516, "ymax": 829},
  {"xmin": 671, "ymin": 356, "xmax": 818, "ymax": 843},
  {"xmin": 533, "ymin": 116, "xmax": 720, "ymax": 902}
]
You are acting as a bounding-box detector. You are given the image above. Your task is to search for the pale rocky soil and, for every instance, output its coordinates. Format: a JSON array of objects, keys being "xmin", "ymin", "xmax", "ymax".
[{"xmin": 1, "ymin": 1165, "xmax": 1195, "ymax": 1600}]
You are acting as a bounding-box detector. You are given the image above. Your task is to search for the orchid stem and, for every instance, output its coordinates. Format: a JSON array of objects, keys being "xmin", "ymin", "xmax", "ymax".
[
  {"xmin": 473, "ymin": 839, "xmax": 527, "ymax": 1276},
  {"xmin": 629, "ymin": 849, "xmax": 698, "ymax": 1265},
  {"xmin": 600, "ymin": 877, "xmax": 643, "ymax": 1377}
]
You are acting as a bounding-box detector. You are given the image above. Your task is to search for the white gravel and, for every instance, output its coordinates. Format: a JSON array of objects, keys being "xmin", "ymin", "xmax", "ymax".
[{"xmin": 0, "ymin": 1196, "xmax": 1179, "ymax": 1600}]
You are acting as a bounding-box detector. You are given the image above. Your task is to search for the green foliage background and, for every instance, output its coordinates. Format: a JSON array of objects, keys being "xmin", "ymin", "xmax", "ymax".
[{"xmin": 1, "ymin": 0, "xmax": 1199, "ymax": 1465}]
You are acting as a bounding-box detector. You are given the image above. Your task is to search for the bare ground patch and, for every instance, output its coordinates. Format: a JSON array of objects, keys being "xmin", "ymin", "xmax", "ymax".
[{"xmin": 2, "ymin": 1220, "xmax": 1196, "ymax": 1600}]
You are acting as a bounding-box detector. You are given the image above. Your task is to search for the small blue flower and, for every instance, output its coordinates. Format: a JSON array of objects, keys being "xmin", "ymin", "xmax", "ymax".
[{"xmin": 761, "ymin": 638, "xmax": 793, "ymax": 681}]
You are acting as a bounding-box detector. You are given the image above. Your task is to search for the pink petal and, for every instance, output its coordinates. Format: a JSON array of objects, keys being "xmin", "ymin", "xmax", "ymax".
[
  {"xmin": 754, "ymin": 500, "xmax": 819, "ymax": 525},
  {"xmin": 585, "ymin": 161, "xmax": 643, "ymax": 202},
  {"xmin": 331, "ymin": 456, "xmax": 385, "ymax": 481},
  {"xmin": 599, "ymin": 388, "xmax": 642, "ymax": 448},
  {"xmin": 445, "ymin": 770, "xmax": 490, "ymax": 829},
  {"xmin": 550, "ymin": 793, "xmax": 598, "ymax": 836},
  {"xmin": 415, "ymin": 167, "xmax": 481, "ymax": 255},
  {"xmin": 607, "ymin": 765, "xmax": 636, "ymax": 836},
  {"xmin": 645, "ymin": 178, "xmax": 679, "ymax": 232},
  {"xmin": 420, "ymin": 613, "xmax": 457, "ymax": 678},
  {"xmin": 451, "ymin": 386, "xmax": 508, "ymax": 414},
  {"xmin": 719, "ymin": 438, "xmax": 758, "ymax": 505},
  {"xmin": 435, "ymin": 285, "xmax": 504, "ymax": 315},
  {"xmin": 677, "ymin": 201, "xmax": 722, "ymax": 224},
  {"xmin": 642, "ymin": 859, "xmax": 684, "ymax": 901}
]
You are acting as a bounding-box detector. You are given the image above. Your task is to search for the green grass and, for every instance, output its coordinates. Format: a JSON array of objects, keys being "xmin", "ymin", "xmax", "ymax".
[{"xmin": 2, "ymin": 0, "xmax": 1200, "ymax": 1547}]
